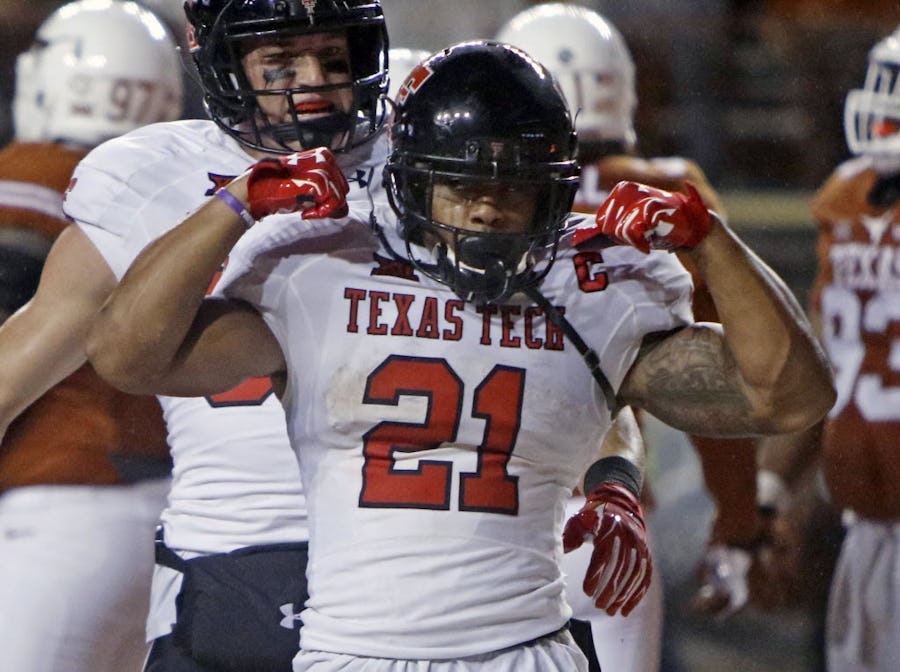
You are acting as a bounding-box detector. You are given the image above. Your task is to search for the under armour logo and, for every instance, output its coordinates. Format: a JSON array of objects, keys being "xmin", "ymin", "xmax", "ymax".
[
  {"xmin": 348, "ymin": 169, "xmax": 369, "ymax": 189},
  {"xmin": 279, "ymin": 603, "xmax": 302, "ymax": 630}
]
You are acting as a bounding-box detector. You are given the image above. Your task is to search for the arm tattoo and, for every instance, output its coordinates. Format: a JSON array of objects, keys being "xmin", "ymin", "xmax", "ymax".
[{"xmin": 626, "ymin": 326, "xmax": 759, "ymax": 436}]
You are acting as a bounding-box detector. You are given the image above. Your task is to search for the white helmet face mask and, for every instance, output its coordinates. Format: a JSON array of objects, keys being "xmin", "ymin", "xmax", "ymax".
[
  {"xmin": 13, "ymin": 0, "xmax": 183, "ymax": 147},
  {"xmin": 845, "ymin": 26, "xmax": 900, "ymax": 159},
  {"xmin": 496, "ymin": 3, "xmax": 636, "ymax": 147},
  {"xmin": 387, "ymin": 47, "xmax": 432, "ymax": 101}
]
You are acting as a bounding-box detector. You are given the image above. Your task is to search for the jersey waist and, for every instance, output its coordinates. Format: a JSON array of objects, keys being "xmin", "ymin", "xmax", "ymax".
[
  {"xmin": 301, "ymin": 537, "xmax": 566, "ymax": 658},
  {"xmin": 161, "ymin": 503, "xmax": 309, "ymax": 553}
]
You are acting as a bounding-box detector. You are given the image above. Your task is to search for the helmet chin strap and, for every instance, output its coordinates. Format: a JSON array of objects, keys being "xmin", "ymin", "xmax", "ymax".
[
  {"xmin": 436, "ymin": 236, "xmax": 619, "ymax": 410},
  {"xmin": 435, "ymin": 237, "xmax": 522, "ymax": 305},
  {"xmin": 523, "ymin": 285, "xmax": 619, "ymax": 414},
  {"xmin": 454, "ymin": 234, "xmax": 530, "ymax": 274}
]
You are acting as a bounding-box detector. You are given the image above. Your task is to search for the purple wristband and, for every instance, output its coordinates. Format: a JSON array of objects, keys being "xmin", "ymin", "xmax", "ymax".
[{"xmin": 214, "ymin": 188, "xmax": 255, "ymax": 228}]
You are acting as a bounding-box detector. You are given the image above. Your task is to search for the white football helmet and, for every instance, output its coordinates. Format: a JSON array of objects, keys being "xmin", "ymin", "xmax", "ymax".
[
  {"xmin": 13, "ymin": 0, "xmax": 183, "ymax": 147},
  {"xmin": 135, "ymin": 0, "xmax": 187, "ymax": 36},
  {"xmin": 388, "ymin": 48, "xmax": 432, "ymax": 101},
  {"xmin": 845, "ymin": 26, "xmax": 900, "ymax": 157},
  {"xmin": 496, "ymin": 3, "xmax": 636, "ymax": 148}
]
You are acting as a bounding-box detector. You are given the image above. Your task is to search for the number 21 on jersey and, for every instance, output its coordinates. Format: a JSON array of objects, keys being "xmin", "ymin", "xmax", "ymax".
[{"xmin": 358, "ymin": 355, "xmax": 521, "ymax": 515}]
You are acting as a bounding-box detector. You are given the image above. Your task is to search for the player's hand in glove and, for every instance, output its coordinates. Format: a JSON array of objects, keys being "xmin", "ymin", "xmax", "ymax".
[
  {"xmin": 579, "ymin": 180, "xmax": 712, "ymax": 253},
  {"xmin": 562, "ymin": 481, "xmax": 652, "ymax": 616},
  {"xmin": 247, "ymin": 147, "xmax": 349, "ymax": 220}
]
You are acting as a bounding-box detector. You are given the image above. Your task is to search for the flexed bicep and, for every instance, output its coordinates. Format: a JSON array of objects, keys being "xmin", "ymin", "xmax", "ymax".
[
  {"xmin": 115, "ymin": 297, "xmax": 284, "ymax": 398},
  {"xmin": 619, "ymin": 323, "xmax": 772, "ymax": 437}
]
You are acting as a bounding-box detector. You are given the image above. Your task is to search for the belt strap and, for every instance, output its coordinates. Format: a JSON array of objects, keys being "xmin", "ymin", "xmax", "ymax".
[
  {"xmin": 154, "ymin": 526, "xmax": 187, "ymax": 572},
  {"xmin": 524, "ymin": 285, "xmax": 618, "ymax": 413}
]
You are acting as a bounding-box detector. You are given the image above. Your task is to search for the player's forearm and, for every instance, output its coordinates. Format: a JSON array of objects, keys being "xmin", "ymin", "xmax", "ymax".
[
  {"xmin": 87, "ymin": 184, "xmax": 249, "ymax": 392},
  {"xmin": 0, "ymin": 300, "xmax": 88, "ymax": 431},
  {"xmin": 756, "ymin": 422, "xmax": 824, "ymax": 490},
  {"xmin": 578, "ymin": 407, "xmax": 645, "ymax": 496},
  {"xmin": 686, "ymin": 219, "xmax": 835, "ymax": 432},
  {"xmin": 597, "ymin": 406, "xmax": 644, "ymax": 470},
  {"xmin": 692, "ymin": 435, "xmax": 761, "ymax": 545}
]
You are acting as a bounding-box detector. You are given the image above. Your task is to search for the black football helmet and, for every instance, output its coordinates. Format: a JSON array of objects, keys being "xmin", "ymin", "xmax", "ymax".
[
  {"xmin": 383, "ymin": 40, "xmax": 580, "ymax": 305},
  {"xmin": 185, "ymin": 0, "xmax": 388, "ymax": 153}
]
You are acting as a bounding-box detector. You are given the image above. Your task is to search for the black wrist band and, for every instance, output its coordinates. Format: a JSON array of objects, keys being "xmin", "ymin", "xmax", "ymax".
[{"xmin": 583, "ymin": 456, "xmax": 642, "ymax": 498}]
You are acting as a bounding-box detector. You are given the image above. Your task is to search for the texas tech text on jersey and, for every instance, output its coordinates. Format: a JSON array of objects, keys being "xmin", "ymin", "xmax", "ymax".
[{"xmin": 343, "ymin": 287, "xmax": 567, "ymax": 350}]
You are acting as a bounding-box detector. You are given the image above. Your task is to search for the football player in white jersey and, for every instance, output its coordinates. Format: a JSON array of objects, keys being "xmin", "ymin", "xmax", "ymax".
[
  {"xmin": 0, "ymin": 3, "xmax": 181, "ymax": 671},
  {"xmin": 87, "ymin": 41, "xmax": 834, "ymax": 672},
  {"xmin": 0, "ymin": 1, "xmax": 390, "ymax": 670},
  {"xmin": 388, "ymin": 37, "xmax": 657, "ymax": 671}
]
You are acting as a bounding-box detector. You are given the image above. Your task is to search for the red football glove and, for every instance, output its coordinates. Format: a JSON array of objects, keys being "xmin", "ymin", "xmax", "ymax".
[
  {"xmin": 246, "ymin": 147, "xmax": 350, "ymax": 220},
  {"xmin": 562, "ymin": 482, "xmax": 652, "ymax": 616},
  {"xmin": 582, "ymin": 180, "xmax": 712, "ymax": 253}
]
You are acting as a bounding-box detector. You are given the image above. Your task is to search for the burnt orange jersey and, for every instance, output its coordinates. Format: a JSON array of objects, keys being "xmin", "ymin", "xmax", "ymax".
[
  {"xmin": 766, "ymin": 0, "xmax": 899, "ymax": 23},
  {"xmin": 0, "ymin": 141, "xmax": 169, "ymax": 490},
  {"xmin": 812, "ymin": 157, "xmax": 900, "ymax": 518},
  {"xmin": 0, "ymin": 142, "xmax": 85, "ymax": 239}
]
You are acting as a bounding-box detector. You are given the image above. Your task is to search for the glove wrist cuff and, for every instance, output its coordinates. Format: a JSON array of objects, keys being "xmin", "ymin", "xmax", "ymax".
[{"xmin": 583, "ymin": 456, "xmax": 642, "ymax": 499}]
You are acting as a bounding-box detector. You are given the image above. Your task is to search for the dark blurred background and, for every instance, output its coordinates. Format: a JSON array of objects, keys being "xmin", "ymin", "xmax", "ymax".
[
  {"xmin": 3, "ymin": 1, "xmax": 899, "ymax": 670},
  {"xmin": 3, "ymin": 1, "xmax": 898, "ymax": 193}
]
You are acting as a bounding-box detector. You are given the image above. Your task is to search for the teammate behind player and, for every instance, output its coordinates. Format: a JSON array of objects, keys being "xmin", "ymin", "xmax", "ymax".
[
  {"xmin": 497, "ymin": 7, "xmax": 774, "ymax": 668},
  {"xmin": 86, "ymin": 40, "xmax": 833, "ymax": 672},
  {"xmin": 0, "ymin": 1, "xmax": 390, "ymax": 671},
  {"xmin": 753, "ymin": 25, "xmax": 900, "ymax": 672},
  {"xmin": 0, "ymin": 2, "xmax": 181, "ymax": 671}
]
